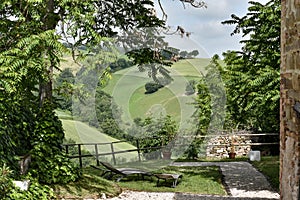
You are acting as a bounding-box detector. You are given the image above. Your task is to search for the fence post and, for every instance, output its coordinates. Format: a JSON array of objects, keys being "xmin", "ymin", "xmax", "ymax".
[
  {"xmin": 110, "ymin": 143, "xmax": 116, "ymax": 165},
  {"xmin": 95, "ymin": 144, "xmax": 99, "ymax": 166},
  {"xmin": 136, "ymin": 139, "xmax": 141, "ymax": 162},
  {"xmin": 65, "ymin": 145, "xmax": 69, "ymax": 155},
  {"xmin": 78, "ymin": 144, "xmax": 82, "ymax": 168}
]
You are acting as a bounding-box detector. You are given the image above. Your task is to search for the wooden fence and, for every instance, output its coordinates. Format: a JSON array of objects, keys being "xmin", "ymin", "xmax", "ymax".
[{"xmin": 62, "ymin": 133, "xmax": 279, "ymax": 168}]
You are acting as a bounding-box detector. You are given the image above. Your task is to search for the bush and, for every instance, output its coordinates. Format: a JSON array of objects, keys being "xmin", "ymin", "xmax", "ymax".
[
  {"xmin": 145, "ymin": 82, "xmax": 162, "ymax": 94},
  {"xmin": 0, "ymin": 164, "xmax": 13, "ymax": 199},
  {"xmin": 185, "ymin": 80, "xmax": 197, "ymax": 95},
  {"xmin": 136, "ymin": 115, "xmax": 178, "ymax": 160},
  {"xmin": 29, "ymin": 102, "xmax": 81, "ymax": 184},
  {"xmin": 0, "ymin": 164, "xmax": 55, "ymax": 200}
]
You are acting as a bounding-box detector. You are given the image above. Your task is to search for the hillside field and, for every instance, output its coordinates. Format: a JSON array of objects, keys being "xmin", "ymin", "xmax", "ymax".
[
  {"xmin": 58, "ymin": 58, "xmax": 213, "ymax": 164},
  {"xmin": 102, "ymin": 58, "xmax": 211, "ymax": 129},
  {"xmin": 57, "ymin": 111, "xmax": 140, "ymax": 163}
]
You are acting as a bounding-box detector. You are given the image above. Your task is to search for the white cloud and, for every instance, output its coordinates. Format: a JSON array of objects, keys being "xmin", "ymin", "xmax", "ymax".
[{"xmin": 153, "ymin": 0, "xmax": 269, "ymax": 57}]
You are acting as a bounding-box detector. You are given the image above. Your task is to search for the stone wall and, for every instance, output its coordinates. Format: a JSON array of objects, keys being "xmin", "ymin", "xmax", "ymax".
[
  {"xmin": 280, "ymin": 0, "xmax": 300, "ymax": 199},
  {"xmin": 206, "ymin": 134, "xmax": 252, "ymax": 158}
]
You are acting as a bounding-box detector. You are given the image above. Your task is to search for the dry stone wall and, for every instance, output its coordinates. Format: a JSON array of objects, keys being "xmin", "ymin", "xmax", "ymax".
[
  {"xmin": 206, "ymin": 133, "xmax": 252, "ymax": 158},
  {"xmin": 280, "ymin": 0, "xmax": 300, "ymax": 199}
]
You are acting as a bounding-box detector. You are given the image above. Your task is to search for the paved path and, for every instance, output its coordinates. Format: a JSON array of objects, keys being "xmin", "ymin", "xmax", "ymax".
[
  {"xmin": 171, "ymin": 162, "xmax": 279, "ymax": 199},
  {"xmin": 104, "ymin": 161, "xmax": 280, "ymax": 200}
]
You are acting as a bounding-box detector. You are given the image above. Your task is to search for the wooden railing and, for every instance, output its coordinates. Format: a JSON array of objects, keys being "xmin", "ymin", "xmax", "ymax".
[
  {"xmin": 62, "ymin": 139, "xmax": 162, "ymax": 167},
  {"xmin": 62, "ymin": 133, "xmax": 279, "ymax": 168}
]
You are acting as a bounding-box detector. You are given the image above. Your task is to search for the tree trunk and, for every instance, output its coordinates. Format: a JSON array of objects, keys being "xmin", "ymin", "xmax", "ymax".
[
  {"xmin": 39, "ymin": 0, "xmax": 57, "ymax": 106},
  {"xmin": 280, "ymin": 0, "xmax": 300, "ymax": 199}
]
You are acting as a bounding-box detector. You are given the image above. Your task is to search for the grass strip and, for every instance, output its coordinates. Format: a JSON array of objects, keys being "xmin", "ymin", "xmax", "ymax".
[
  {"xmin": 251, "ymin": 156, "xmax": 279, "ymax": 191},
  {"xmin": 117, "ymin": 166, "xmax": 227, "ymax": 195},
  {"xmin": 52, "ymin": 168, "xmax": 121, "ymax": 199}
]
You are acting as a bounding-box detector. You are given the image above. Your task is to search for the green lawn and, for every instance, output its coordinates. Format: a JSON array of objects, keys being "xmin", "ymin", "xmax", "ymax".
[
  {"xmin": 53, "ymin": 165, "xmax": 226, "ymax": 198},
  {"xmin": 251, "ymin": 156, "xmax": 280, "ymax": 191},
  {"xmin": 117, "ymin": 166, "xmax": 226, "ymax": 195},
  {"xmin": 52, "ymin": 168, "xmax": 121, "ymax": 199},
  {"xmin": 53, "ymin": 156, "xmax": 280, "ymax": 199}
]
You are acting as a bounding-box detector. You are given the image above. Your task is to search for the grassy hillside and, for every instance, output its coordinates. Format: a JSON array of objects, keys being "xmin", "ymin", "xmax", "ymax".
[
  {"xmin": 102, "ymin": 58, "xmax": 210, "ymax": 128},
  {"xmin": 57, "ymin": 109, "xmax": 140, "ymax": 163},
  {"xmin": 57, "ymin": 58, "xmax": 212, "ymax": 163}
]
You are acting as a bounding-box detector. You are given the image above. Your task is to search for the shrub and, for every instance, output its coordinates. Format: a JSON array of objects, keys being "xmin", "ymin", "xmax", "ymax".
[
  {"xmin": 0, "ymin": 164, "xmax": 55, "ymax": 200},
  {"xmin": 136, "ymin": 115, "xmax": 178, "ymax": 159},
  {"xmin": 145, "ymin": 82, "xmax": 162, "ymax": 94},
  {"xmin": 0, "ymin": 164, "xmax": 13, "ymax": 199},
  {"xmin": 29, "ymin": 102, "xmax": 81, "ymax": 184},
  {"xmin": 185, "ymin": 80, "xmax": 197, "ymax": 95}
]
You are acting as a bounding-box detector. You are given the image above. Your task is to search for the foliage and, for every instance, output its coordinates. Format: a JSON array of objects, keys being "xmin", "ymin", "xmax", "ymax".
[
  {"xmin": 0, "ymin": 97, "xmax": 35, "ymax": 171},
  {"xmin": 0, "ymin": 0, "xmax": 209, "ymax": 196},
  {"xmin": 54, "ymin": 68, "xmax": 75, "ymax": 111},
  {"xmin": 28, "ymin": 102, "xmax": 81, "ymax": 184},
  {"xmin": 179, "ymin": 51, "xmax": 188, "ymax": 58},
  {"xmin": 0, "ymin": 164, "xmax": 55, "ymax": 200},
  {"xmin": 6, "ymin": 181, "xmax": 56, "ymax": 200},
  {"xmin": 183, "ymin": 139, "xmax": 203, "ymax": 159},
  {"xmin": 134, "ymin": 115, "xmax": 178, "ymax": 159},
  {"xmin": 109, "ymin": 58, "xmax": 133, "ymax": 72},
  {"xmin": 188, "ymin": 56, "xmax": 226, "ymax": 158},
  {"xmin": 122, "ymin": 28, "xmax": 174, "ymax": 84},
  {"xmin": 221, "ymin": 0, "xmax": 280, "ymax": 132},
  {"xmin": 185, "ymin": 79, "xmax": 197, "ymax": 95},
  {"xmin": 0, "ymin": 29, "xmax": 64, "ymax": 95},
  {"xmin": 0, "ymin": 0, "xmax": 164, "ymax": 179},
  {"xmin": 145, "ymin": 82, "xmax": 163, "ymax": 94},
  {"xmin": 95, "ymin": 90, "xmax": 127, "ymax": 140},
  {"xmin": 52, "ymin": 167, "xmax": 121, "ymax": 199},
  {"xmin": 179, "ymin": 50, "xmax": 199, "ymax": 59},
  {"xmin": 188, "ymin": 50, "xmax": 200, "ymax": 58},
  {"xmin": 0, "ymin": 164, "xmax": 13, "ymax": 199},
  {"xmin": 70, "ymin": 45, "xmax": 128, "ymax": 140}
]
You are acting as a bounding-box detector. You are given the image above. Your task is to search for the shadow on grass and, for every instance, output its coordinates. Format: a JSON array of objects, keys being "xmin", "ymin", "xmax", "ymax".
[
  {"xmin": 52, "ymin": 167, "xmax": 121, "ymax": 199},
  {"xmin": 117, "ymin": 166, "xmax": 227, "ymax": 195}
]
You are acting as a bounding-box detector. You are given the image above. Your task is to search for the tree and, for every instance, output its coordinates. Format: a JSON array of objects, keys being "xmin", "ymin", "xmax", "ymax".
[
  {"xmin": 188, "ymin": 50, "xmax": 199, "ymax": 58},
  {"xmin": 109, "ymin": 58, "xmax": 133, "ymax": 72},
  {"xmin": 221, "ymin": 0, "xmax": 280, "ymax": 132},
  {"xmin": 179, "ymin": 50, "xmax": 188, "ymax": 58},
  {"xmin": 185, "ymin": 79, "xmax": 197, "ymax": 95},
  {"xmin": 0, "ymin": 0, "xmax": 163, "ymax": 184},
  {"xmin": 54, "ymin": 68, "xmax": 75, "ymax": 111},
  {"xmin": 134, "ymin": 115, "xmax": 178, "ymax": 160},
  {"xmin": 0, "ymin": 0, "xmax": 208, "ymax": 187},
  {"xmin": 0, "ymin": 0, "xmax": 163, "ymax": 104}
]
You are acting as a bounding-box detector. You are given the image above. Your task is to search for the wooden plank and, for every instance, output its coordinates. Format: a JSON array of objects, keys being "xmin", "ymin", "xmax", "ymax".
[
  {"xmin": 95, "ymin": 144, "xmax": 99, "ymax": 166},
  {"xmin": 78, "ymin": 144, "xmax": 82, "ymax": 168},
  {"xmin": 136, "ymin": 139, "xmax": 141, "ymax": 162},
  {"xmin": 111, "ymin": 143, "xmax": 116, "ymax": 165}
]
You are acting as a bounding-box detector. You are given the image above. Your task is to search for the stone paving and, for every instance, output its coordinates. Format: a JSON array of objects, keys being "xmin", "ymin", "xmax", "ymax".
[{"xmin": 104, "ymin": 161, "xmax": 280, "ymax": 200}]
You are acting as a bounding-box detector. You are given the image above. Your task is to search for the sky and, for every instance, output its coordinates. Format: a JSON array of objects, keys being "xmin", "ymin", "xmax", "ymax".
[{"xmin": 154, "ymin": 0, "xmax": 269, "ymax": 58}]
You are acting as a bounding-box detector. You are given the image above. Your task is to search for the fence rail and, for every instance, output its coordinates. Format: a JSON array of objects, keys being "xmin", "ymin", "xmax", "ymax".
[{"xmin": 62, "ymin": 133, "xmax": 279, "ymax": 168}]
